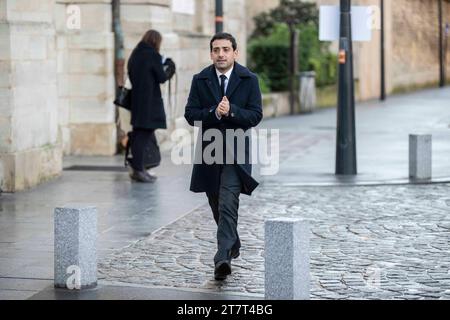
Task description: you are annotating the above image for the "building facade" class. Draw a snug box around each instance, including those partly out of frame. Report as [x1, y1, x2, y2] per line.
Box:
[316, 0, 450, 100]
[1, 0, 449, 192]
[0, 0, 248, 192]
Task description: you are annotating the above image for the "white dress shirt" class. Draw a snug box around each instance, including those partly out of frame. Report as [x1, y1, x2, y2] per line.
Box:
[216, 66, 233, 95]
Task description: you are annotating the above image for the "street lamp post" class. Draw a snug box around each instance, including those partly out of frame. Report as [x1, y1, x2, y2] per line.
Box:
[445, 23, 449, 85]
[112, 0, 126, 150]
[112, 0, 124, 89]
[287, 20, 299, 115]
[380, 0, 386, 100]
[215, 0, 223, 33]
[439, 0, 445, 87]
[335, 0, 357, 175]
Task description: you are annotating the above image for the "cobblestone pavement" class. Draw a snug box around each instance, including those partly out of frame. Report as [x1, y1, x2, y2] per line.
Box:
[99, 182, 450, 300]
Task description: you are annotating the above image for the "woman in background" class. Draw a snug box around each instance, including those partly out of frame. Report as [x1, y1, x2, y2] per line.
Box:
[127, 29, 176, 182]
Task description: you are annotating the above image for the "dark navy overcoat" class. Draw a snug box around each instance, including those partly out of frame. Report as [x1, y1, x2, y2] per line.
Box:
[184, 62, 263, 196]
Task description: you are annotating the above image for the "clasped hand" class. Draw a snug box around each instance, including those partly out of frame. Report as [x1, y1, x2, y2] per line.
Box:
[217, 96, 230, 116]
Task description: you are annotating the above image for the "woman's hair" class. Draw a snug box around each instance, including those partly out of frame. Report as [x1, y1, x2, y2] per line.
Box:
[141, 30, 162, 52]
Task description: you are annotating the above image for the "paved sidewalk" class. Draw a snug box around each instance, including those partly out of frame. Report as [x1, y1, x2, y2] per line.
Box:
[0, 153, 207, 299]
[99, 182, 450, 300]
[1, 87, 449, 300]
[257, 87, 450, 185]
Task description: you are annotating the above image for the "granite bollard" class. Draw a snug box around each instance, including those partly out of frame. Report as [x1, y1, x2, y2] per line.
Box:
[299, 71, 316, 113]
[409, 134, 432, 180]
[265, 218, 310, 300]
[54, 205, 97, 289]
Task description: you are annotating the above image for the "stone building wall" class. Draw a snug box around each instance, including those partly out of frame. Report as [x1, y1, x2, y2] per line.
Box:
[0, 0, 61, 192]
[390, 0, 450, 92]
[355, 0, 450, 98]
[118, 0, 248, 151]
[54, 0, 249, 156]
[311, 0, 450, 100]
[55, 0, 116, 156]
[0, 0, 249, 192]
[245, 0, 279, 37]
[2, 0, 449, 192]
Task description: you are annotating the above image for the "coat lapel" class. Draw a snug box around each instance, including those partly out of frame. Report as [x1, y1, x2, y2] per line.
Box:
[225, 68, 242, 99]
[198, 63, 251, 101]
[205, 66, 221, 102]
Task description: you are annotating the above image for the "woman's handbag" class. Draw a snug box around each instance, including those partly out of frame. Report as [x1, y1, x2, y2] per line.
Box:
[114, 78, 132, 111]
[125, 130, 161, 170]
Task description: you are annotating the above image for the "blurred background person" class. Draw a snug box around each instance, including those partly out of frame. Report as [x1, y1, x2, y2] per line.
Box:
[127, 29, 176, 182]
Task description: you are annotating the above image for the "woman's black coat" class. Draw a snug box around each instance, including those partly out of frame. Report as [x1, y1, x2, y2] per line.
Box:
[128, 41, 168, 129]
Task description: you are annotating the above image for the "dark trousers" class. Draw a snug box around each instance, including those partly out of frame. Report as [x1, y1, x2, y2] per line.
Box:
[207, 165, 242, 264]
[130, 128, 155, 171]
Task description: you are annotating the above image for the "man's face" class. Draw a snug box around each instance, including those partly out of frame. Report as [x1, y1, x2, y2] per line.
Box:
[210, 39, 238, 73]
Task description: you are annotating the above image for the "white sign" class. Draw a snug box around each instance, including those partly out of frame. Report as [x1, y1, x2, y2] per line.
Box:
[319, 6, 340, 42]
[172, 0, 195, 15]
[319, 5, 373, 42]
[352, 6, 373, 41]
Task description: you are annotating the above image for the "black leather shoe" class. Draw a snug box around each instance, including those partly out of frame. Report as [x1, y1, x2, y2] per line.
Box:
[214, 260, 231, 281]
[130, 169, 156, 183]
[146, 171, 158, 180]
[230, 248, 240, 259]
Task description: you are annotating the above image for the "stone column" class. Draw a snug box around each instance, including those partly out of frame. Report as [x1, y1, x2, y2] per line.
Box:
[55, 0, 116, 155]
[0, 0, 62, 192]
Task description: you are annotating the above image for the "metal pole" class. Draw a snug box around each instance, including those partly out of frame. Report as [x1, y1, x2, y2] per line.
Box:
[445, 23, 449, 84]
[289, 24, 299, 115]
[215, 0, 223, 33]
[112, 0, 125, 89]
[336, 0, 357, 175]
[112, 0, 125, 151]
[439, 0, 445, 87]
[380, 0, 386, 100]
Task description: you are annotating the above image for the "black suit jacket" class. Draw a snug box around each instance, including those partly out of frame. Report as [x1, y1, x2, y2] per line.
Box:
[184, 62, 263, 196]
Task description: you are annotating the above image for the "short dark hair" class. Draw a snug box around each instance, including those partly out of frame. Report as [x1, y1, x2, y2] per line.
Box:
[209, 32, 237, 52]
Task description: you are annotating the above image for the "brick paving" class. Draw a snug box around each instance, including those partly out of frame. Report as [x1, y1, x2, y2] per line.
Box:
[99, 182, 450, 300]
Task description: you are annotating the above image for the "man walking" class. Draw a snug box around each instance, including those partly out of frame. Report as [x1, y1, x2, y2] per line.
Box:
[184, 33, 263, 280]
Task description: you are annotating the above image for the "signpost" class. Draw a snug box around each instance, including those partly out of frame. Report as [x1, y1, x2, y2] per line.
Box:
[319, 1, 373, 175]
[439, 0, 444, 87]
[380, 0, 386, 100]
[335, 0, 356, 175]
[215, 0, 223, 33]
[445, 23, 449, 86]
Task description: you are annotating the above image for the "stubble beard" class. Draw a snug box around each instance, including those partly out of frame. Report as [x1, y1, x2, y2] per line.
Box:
[215, 60, 234, 73]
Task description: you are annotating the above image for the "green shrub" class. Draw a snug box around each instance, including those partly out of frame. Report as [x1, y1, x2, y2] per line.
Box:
[257, 72, 271, 94]
[301, 23, 337, 87]
[248, 24, 290, 92]
[248, 23, 337, 92]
